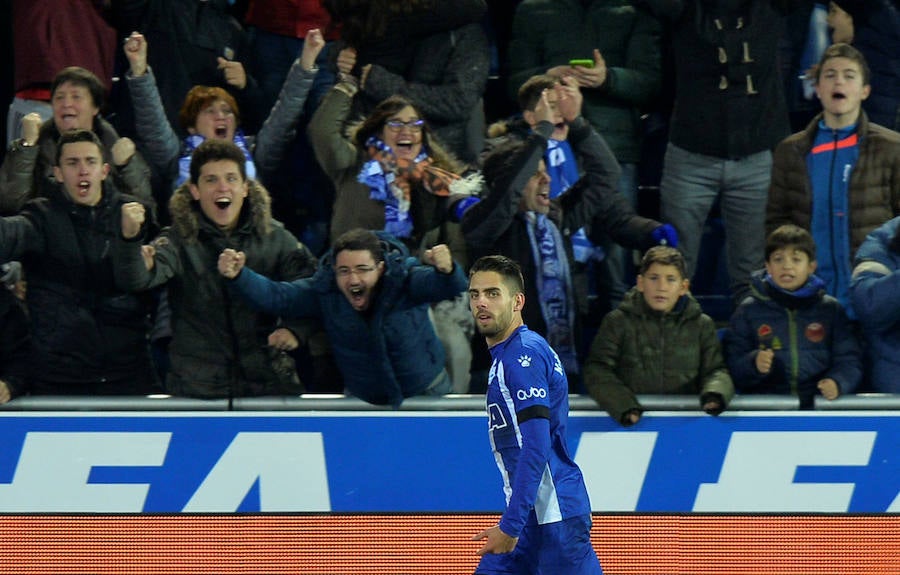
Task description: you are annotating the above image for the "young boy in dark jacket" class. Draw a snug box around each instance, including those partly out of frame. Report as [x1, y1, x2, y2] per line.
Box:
[724, 225, 863, 408]
[584, 246, 733, 426]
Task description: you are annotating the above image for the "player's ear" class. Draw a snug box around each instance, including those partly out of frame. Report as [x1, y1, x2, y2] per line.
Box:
[513, 292, 525, 312]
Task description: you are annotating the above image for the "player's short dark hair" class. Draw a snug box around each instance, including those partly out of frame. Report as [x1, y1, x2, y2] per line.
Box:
[639, 246, 687, 278]
[332, 228, 385, 263]
[517, 74, 558, 112]
[469, 255, 525, 294]
[55, 129, 104, 166]
[766, 224, 817, 261]
[189, 139, 247, 184]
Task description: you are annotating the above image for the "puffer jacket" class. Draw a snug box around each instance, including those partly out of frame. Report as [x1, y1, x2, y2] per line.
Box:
[229, 233, 468, 407]
[0, 183, 156, 391]
[724, 270, 862, 405]
[850, 216, 900, 392]
[0, 116, 153, 216]
[584, 287, 734, 424]
[113, 179, 317, 398]
[767, 110, 900, 259]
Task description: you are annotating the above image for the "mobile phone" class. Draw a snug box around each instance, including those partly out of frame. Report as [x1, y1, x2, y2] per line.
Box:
[569, 59, 594, 68]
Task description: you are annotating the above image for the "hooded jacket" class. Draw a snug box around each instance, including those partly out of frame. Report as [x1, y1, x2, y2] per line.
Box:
[724, 270, 862, 405]
[229, 233, 468, 407]
[114, 179, 316, 398]
[584, 287, 734, 424]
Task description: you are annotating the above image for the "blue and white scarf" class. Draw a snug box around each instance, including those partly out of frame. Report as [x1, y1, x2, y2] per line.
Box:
[177, 130, 256, 188]
[358, 135, 430, 239]
[525, 212, 578, 374]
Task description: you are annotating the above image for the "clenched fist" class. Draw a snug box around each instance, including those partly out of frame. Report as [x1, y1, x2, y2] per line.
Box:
[423, 244, 453, 273]
[218, 248, 246, 279]
[121, 202, 146, 239]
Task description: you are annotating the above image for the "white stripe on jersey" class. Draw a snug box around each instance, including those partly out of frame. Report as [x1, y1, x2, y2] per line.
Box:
[488, 359, 521, 504]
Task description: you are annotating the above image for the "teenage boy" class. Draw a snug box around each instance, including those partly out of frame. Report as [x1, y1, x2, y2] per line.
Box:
[467, 254, 602, 575]
[583, 246, 733, 427]
[0, 129, 157, 395]
[725, 225, 862, 408]
[116, 139, 319, 399]
[767, 43, 900, 317]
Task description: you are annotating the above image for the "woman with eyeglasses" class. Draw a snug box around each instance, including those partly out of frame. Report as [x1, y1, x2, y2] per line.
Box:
[123, 28, 326, 195]
[308, 62, 483, 251]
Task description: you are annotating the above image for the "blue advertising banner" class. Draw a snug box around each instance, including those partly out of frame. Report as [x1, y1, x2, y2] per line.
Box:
[0, 411, 896, 513]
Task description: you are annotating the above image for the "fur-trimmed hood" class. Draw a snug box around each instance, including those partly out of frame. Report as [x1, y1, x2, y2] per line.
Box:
[168, 178, 274, 241]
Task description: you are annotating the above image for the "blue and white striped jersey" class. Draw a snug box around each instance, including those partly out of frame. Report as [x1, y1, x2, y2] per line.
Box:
[485, 325, 593, 537]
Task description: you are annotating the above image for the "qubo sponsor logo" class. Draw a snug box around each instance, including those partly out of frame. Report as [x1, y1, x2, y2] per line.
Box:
[517, 387, 547, 401]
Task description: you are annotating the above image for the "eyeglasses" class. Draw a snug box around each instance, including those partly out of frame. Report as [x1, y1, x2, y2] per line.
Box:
[335, 265, 378, 278]
[384, 119, 425, 132]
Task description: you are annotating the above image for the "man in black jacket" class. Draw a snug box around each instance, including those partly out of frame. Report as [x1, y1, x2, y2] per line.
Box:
[0, 129, 158, 395]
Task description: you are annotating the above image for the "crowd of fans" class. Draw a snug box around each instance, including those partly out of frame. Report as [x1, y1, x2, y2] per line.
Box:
[0, 0, 898, 414]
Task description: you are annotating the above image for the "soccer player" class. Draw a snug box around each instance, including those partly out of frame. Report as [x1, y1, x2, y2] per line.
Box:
[467, 255, 602, 575]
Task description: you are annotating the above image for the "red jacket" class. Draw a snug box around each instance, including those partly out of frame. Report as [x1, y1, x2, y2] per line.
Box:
[13, 0, 116, 94]
[244, 0, 337, 40]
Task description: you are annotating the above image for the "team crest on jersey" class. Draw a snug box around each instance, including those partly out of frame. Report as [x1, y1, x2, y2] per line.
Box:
[518, 355, 532, 368]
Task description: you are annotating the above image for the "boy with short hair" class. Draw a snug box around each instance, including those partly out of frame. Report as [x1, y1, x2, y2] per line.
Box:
[724, 225, 862, 408]
[767, 43, 900, 317]
[115, 138, 319, 399]
[583, 246, 733, 427]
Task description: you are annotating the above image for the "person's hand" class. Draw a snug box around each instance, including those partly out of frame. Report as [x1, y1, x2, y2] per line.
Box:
[21, 113, 42, 146]
[622, 409, 641, 426]
[299, 28, 324, 72]
[121, 202, 146, 239]
[533, 89, 555, 126]
[218, 248, 246, 279]
[268, 328, 299, 352]
[569, 48, 607, 88]
[336, 47, 357, 76]
[111, 137, 136, 166]
[555, 75, 582, 123]
[701, 393, 725, 416]
[0, 380, 10, 404]
[140, 244, 156, 271]
[472, 525, 518, 555]
[123, 31, 148, 77]
[423, 244, 453, 274]
[651, 224, 679, 247]
[756, 348, 774, 374]
[818, 378, 840, 400]
[217, 57, 247, 90]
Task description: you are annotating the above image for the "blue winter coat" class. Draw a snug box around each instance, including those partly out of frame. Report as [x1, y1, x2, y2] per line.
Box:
[229, 234, 467, 406]
[724, 271, 863, 406]
[849, 216, 900, 392]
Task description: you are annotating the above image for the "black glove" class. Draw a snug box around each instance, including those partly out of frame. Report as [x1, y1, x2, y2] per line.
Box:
[700, 392, 726, 416]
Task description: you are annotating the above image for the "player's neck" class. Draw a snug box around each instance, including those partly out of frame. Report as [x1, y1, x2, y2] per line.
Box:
[485, 318, 524, 347]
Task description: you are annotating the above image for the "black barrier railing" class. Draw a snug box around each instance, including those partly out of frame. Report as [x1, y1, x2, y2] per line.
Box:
[1, 393, 898, 412]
